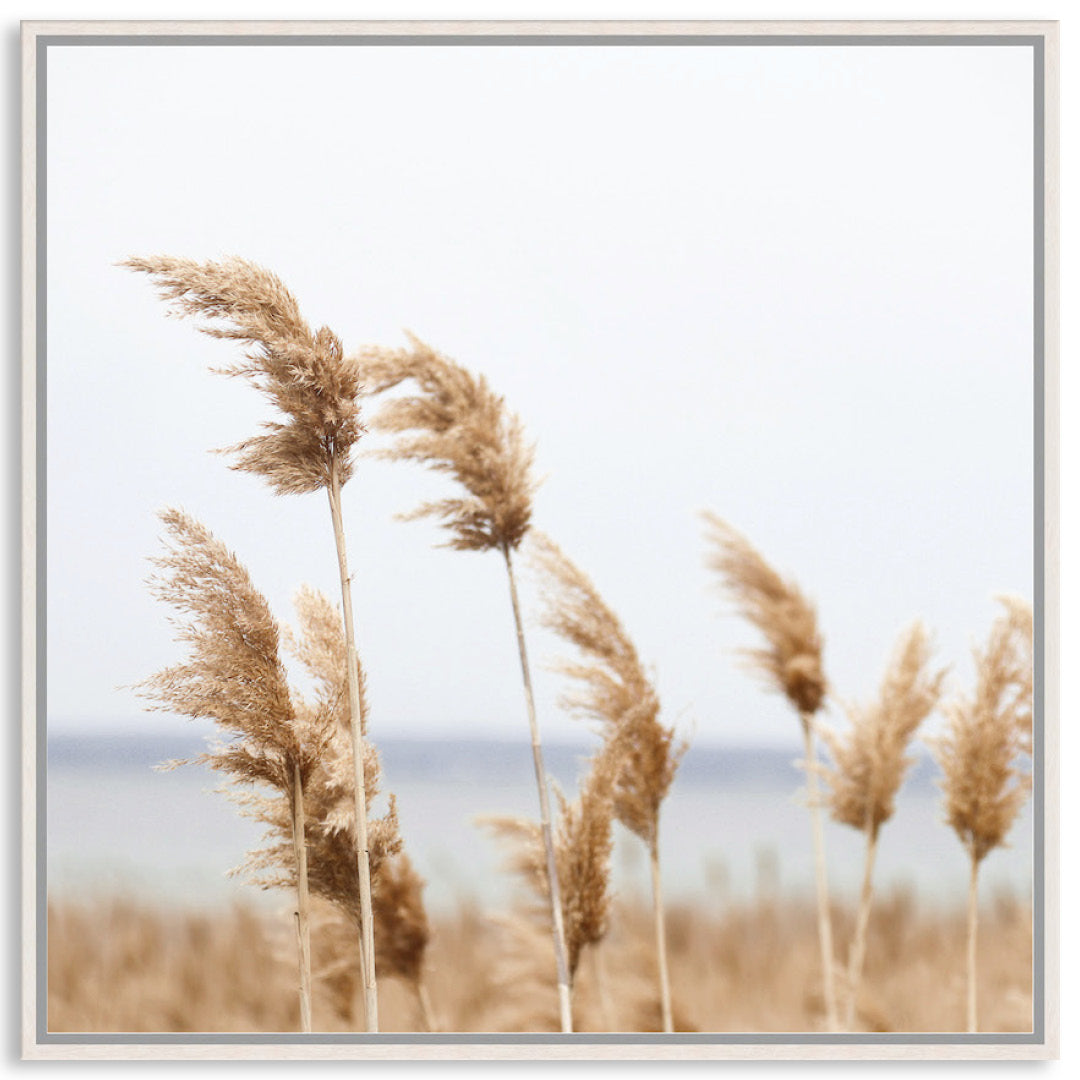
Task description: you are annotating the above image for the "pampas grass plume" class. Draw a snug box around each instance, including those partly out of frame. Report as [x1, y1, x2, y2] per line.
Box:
[822, 620, 946, 1028]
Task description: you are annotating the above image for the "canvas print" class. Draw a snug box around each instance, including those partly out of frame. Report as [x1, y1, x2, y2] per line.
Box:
[33, 25, 1049, 1051]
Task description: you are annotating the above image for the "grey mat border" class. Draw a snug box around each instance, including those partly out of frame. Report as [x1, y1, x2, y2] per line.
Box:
[31, 29, 1049, 1051]
[36, 33, 1042, 47]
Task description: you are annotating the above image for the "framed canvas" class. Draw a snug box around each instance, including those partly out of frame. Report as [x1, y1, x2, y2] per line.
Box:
[22, 19, 1059, 1061]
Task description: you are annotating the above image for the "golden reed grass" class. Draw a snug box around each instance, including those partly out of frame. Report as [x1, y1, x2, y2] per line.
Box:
[485, 738, 620, 987]
[701, 512, 838, 1030]
[931, 598, 1033, 1033]
[529, 531, 685, 1031]
[137, 509, 333, 1030]
[47, 891, 1033, 1033]
[356, 336, 574, 1031]
[125, 256, 381, 1029]
[143, 557, 431, 1032]
[284, 587, 432, 1027]
[821, 621, 946, 1029]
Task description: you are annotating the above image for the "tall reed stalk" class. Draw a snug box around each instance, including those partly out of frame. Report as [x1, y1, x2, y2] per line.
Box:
[125, 256, 380, 1029]
[530, 532, 684, 1032]
[357, 336, 572, 1030]
[291, 759, 313, 1031]
[326, 457, 378, 1026]
[702, 513, 838, 1031]
[820, 621, 945, 1029]
[799, 714, 836, 1030]
[931, 598, 1032, 1033]
[138, 509, 333, 1032]
[282, 586, 433, 1022]
[503, 540, 574, 1029]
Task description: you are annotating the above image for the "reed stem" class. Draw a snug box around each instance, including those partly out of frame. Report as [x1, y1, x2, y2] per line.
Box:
[327, 460, 378, 1033]
[502, 542, 573, 1033]
[650, 837, 674, 1033]
[290, 761, 313, 1033]
[967, 849, 980, 1033]
[844, 820, 879, 1030]
[417, 980, 436, 1032]
[802, 714, 839, 1032]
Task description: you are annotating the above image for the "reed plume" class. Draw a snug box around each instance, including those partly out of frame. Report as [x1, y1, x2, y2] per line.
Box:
[122, 256, 362, 494]
[931, 598, 1033, 1033]
[485, 739, 619, 989]
[996, 595, 1033, 757]
[137, 508, 329, 1031]
[372, 852, 434, 1030]
[358, 336, 572, 1030]
[124, 255, 380, 1029]
[290, 587, 433, 1021]
[358, 333, 536, 552]
[821, 621, 946, 1029]
[307, 854, 433, 1032]
[529, 531, 684, 1031]
[702, 512, 838, 1030]
[238, 585, 424, 1027]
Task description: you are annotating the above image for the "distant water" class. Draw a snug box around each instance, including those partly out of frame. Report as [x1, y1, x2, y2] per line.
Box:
[46, 732, 1034, 915]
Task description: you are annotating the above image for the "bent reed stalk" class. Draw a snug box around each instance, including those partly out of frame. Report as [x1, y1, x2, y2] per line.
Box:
[702, 512, 838, 1031]
[124, 256, 380, 1030]
[821, 621, 945, 1029]
[357, 336, 573, 1031]
[503, 539, 575, 1029]
[326, 455, 378, 1025]
[529, 532, 684, 1032]
[931, 598, 1032, 1033]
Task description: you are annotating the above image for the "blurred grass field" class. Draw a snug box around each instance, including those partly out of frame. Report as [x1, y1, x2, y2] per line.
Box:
[47, 888, 1032, 1034]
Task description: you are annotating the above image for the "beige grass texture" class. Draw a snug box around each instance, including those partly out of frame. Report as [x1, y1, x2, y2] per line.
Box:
[46, 892, 1032, 1034]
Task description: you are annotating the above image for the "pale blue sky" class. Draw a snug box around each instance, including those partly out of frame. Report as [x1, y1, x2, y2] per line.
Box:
[45, 41, 1034, 748]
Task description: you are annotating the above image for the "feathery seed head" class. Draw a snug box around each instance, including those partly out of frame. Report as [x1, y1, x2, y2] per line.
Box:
[485, 739, 620, 978]
[372, 852, 431, 986]
[284, 584, 370, 737]
[822, 621, 946, 836]
[123, 255, 363, 495]
[702, 512, 827, 719]
[931, 600, 1033, 864]
[996, 594, 1033, 756]
[138, 509, 325, 790]
[529, 532, 684, 848]
[234, 586, 401, 927]
[357, 334, 538, 552]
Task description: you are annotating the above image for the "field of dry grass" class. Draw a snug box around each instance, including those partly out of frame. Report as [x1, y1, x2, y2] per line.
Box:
[96, 255, 1034, 1041]
[47, 889, 1032, 1035]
